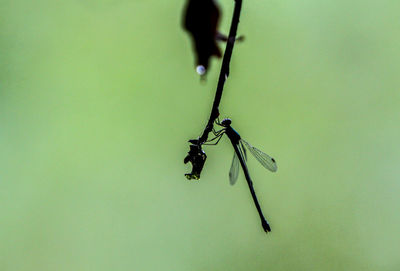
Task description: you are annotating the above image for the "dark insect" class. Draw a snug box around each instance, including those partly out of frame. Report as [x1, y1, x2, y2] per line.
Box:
[206, 118, 278, 233]
[183, 0, 225, 76]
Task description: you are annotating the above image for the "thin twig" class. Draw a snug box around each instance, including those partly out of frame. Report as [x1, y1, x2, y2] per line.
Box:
[197, 0, 243, 144]
[185, 0, 243, 179]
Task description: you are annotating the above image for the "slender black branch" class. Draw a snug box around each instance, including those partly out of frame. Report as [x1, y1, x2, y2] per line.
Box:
[198, 0, 243, 144]
[185, 0, 243, 179]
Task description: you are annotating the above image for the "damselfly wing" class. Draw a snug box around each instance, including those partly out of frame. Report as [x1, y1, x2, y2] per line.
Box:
[229, 138, 277, 185]
[241, 139, 277, 172]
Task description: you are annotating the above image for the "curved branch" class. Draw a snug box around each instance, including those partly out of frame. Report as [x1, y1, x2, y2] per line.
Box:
[198, 0, 243, 144]
[185, 0, 243, 179]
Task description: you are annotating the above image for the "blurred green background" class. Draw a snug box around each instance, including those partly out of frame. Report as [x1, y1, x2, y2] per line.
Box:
[1, 0, 400, 270]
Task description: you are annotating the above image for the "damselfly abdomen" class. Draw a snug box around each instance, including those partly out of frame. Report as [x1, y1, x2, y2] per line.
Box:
[207, 118, 277, 233]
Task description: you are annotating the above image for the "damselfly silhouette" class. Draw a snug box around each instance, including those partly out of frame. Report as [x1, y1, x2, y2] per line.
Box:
[206, 118, 277, 233]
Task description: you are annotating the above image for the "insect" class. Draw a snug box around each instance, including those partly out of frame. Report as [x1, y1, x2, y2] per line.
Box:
[206, 118, 277, 233]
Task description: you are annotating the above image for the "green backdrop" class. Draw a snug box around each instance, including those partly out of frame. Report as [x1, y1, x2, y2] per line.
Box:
[1, 0, 400, 270]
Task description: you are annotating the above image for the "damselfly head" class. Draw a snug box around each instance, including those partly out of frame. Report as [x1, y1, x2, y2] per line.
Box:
[221, 118, 232, 127]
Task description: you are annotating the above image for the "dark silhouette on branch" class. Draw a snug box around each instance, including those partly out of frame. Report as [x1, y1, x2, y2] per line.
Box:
[183, 0, 233, 76]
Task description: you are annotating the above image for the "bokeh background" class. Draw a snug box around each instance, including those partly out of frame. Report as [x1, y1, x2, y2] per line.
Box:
[1, 0, 400, 270]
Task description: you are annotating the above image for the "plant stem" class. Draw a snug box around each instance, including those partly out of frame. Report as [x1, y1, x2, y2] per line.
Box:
[185, 0, 243, 179]
[198, 0, 243, 144]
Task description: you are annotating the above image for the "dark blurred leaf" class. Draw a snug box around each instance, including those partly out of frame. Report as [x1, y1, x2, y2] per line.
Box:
[183, 0, 223, 76]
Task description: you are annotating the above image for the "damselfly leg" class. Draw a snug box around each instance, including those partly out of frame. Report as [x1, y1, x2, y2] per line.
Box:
[204, 122, 226, 146]
[204, 131, 225, 145]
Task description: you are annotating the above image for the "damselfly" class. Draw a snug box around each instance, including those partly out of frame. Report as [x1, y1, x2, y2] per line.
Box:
[206, 118, 277, 233]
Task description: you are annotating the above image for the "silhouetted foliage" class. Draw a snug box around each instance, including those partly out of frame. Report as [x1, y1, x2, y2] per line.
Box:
[184, 143, 207, 180]
[183, 0, 223, 75]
